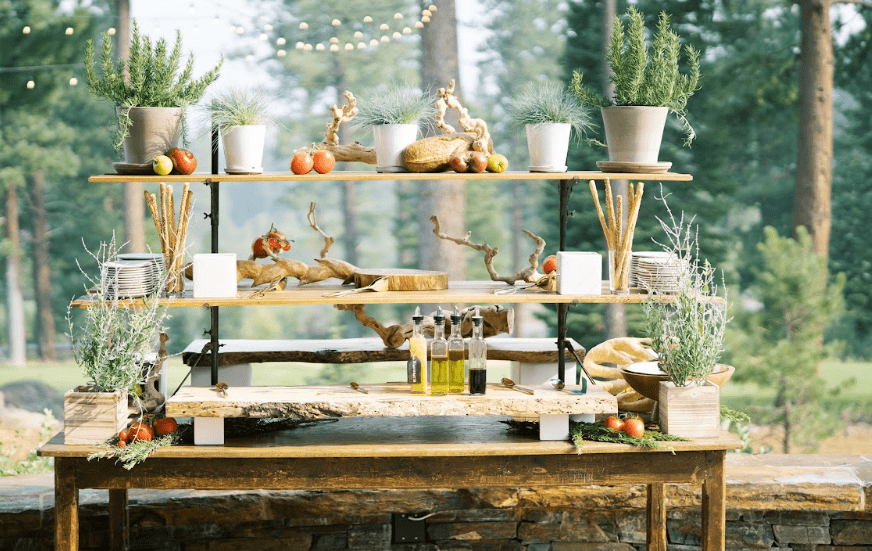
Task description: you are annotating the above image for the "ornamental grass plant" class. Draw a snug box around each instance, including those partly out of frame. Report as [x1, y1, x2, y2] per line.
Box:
[506, 82, 592, 142]
[570, 7, 700, 145]
[66, 237, 171, 394]
[354, 83, 434, 129]
[642, 190, 729, 386]
[205, 88, 275, 133]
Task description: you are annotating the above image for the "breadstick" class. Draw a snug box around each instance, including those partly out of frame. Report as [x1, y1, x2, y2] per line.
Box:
[144, 191, 165, 254]
[173, 189, 194, 292]
[619, 183, 645, 285]
[589, 180, 612, 249]
[167, 185, 176, 254]
[604, 179, 617, 251]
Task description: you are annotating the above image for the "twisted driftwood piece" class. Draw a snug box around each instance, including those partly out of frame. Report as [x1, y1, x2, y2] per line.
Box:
[185, 203, 360, 291]
[434, 79, 492, 154]
[297, 91, 377, 164]
[336, 304, 514, 348]
[430, 215, 554, 290]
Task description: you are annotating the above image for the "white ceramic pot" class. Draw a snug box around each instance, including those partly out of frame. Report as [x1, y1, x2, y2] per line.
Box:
[117, 106, 182, 165]
[222, 124, 266, 174]
[525, 122, 571, 172]
[601, 106, 669, 164]
[373, 124, 418, 173]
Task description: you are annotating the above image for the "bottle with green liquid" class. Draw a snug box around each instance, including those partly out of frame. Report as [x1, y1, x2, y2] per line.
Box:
[448, 306, 465, 394]
[430, 307, 449, 396]
[408, 307, 427, 394]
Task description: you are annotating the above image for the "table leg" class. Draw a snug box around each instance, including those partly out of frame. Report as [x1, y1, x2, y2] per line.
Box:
[55, 458, 79, 551]
[702, 450, 727, 551]
[109, 489, 129, 551]
[646, 482, 667, 551]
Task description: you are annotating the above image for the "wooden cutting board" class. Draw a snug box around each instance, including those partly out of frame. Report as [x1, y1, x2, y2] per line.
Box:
[354, 269, 448, 291]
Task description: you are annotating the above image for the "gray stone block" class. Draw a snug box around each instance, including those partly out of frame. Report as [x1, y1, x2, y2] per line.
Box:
[830, 519, 872, 545]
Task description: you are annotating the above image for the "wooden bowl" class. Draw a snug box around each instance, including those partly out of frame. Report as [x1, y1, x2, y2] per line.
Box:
[619, 362, 735, 401]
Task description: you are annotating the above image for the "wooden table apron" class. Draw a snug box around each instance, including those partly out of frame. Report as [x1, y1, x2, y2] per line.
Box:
[47, 439, 730, 551]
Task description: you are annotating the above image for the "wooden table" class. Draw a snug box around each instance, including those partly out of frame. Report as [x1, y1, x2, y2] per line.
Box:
[39, 416, 742, 551]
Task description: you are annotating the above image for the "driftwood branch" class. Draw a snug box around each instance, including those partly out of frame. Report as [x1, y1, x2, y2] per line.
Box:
[297, 91, 377, 164]
[430, 215, 548, 286]
[335, 304, 514, 348]
[434, 79, 492, 153]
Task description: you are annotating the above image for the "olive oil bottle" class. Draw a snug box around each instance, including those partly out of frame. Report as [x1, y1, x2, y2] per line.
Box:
[448, 306, 465, 394]
[430, 307, 448, 396]
[409, 307, 427, 394]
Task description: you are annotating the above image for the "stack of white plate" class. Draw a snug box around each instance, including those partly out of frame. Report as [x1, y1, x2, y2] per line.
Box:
[630, 252, 685, 293]
[103, 254, 164, 299]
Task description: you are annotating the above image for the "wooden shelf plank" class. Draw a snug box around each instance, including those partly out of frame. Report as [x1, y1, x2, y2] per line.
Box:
[39, 417, 743, 459]
[70, 280, 670, 308]
[164, 382, 616, 419]
[88, 170, 692, 184]
[181, 337, 583, 366]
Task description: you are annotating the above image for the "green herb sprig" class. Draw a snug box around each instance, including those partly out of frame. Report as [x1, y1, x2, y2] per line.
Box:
[88, 433, 180, 470]
[571, 421, 689, 451]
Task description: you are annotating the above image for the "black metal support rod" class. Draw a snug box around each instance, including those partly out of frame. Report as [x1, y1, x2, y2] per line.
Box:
[557, 178, 575, 384]
[209, 124, 220, 386]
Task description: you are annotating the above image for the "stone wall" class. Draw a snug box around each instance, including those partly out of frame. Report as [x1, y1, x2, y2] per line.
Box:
[2, 454, 869, 551]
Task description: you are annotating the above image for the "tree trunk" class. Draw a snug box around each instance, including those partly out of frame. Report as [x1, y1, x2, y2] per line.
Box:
[29, 170, 57, 361]
[117, 0, 146, 253]
[601, 0, 627, 339]
[419, 0, 466, 281]
[5, 185, 26, 365]
[793, 0, 833, 258]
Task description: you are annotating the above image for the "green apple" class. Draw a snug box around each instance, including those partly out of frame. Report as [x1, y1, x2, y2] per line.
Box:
[153, 155, 173, 176]
[486, 154, 509, 173]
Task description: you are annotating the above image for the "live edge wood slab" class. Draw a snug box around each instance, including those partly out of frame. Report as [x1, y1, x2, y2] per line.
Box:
[39, 417, 741, 551]
[164, 382, 616, 419]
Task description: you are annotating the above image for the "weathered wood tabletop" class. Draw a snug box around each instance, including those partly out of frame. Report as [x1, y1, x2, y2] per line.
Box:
[40, 417, 742, 551]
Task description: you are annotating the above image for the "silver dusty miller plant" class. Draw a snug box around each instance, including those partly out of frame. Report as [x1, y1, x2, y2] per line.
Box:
[66, 236, 171, 394]
[642, 189, 729, 386]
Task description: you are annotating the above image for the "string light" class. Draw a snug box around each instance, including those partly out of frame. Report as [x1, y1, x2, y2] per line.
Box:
[422, 16, 430, 22]
[264, 24, 273, 31]
[357, 42, 366, 49]
[235, 27, 244, 35]
[380, 23, 389, 30]
[260, 33, 268, 41]
[422, 9, 432, 17]
[392, 31, 401, 39]
[69, 77, 77, 86]
[381, 35, 390, 43]
[27, 79, 35, 89]
[245, 54, 254, 62]
[295, 41, 304, 49]
[277, 49, 286, 57]
[331, 19, 341, 26]
[316, 43, 325, 50]
[363, 16, 373, 23]
[344, 43, 353, 51]
[22, 26, 31, 34]
[303, 43, 313, 51]
[415, 21, 424, 28]
[354, 31, 363, 38]
[299, 22, 308, 30]
[65, 27, 74, 35]
[330, 44, 339, 52]
[369, 38, 378, 47]
[330, 37, 339, 44]
[394, 13, 402, 20]
[276, 37, 286, 45]
[429, 5, 437, 10]
[403, 27, 411, 34]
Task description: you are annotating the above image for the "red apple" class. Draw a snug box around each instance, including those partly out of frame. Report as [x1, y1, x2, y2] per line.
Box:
[449, 152, 470, 173]
[166, 148, 197, 175]
[468, 151, 488, 173]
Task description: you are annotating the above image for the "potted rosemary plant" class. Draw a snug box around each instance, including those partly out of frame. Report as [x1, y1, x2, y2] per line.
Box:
[570, 7, 700, 168]
[64, 238, 171, 444]
[205, 88, 275, 174]
[355, 83, 433, 172]
[639, 195, 729, 438]
[84, 20, 222, 170]
[507, 82, 591, 172]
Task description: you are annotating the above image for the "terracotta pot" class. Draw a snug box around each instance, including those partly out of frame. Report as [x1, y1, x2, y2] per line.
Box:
[601, 106, 668, 164]
[117, 106, 182, 164]
[619, 362, 735, 402]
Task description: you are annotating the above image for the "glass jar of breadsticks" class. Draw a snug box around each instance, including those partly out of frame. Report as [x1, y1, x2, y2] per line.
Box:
[588, 179, 643, 295]
[144, 183, 193, 296]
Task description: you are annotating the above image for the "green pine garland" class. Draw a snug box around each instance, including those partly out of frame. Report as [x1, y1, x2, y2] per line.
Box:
[571, 421, 690, 451]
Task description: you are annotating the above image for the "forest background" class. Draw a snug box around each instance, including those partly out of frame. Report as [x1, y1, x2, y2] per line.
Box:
[1, 0, 871, 459]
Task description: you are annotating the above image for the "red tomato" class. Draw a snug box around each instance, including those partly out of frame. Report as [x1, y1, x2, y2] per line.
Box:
[117, 430, 128, 443]
[290, 151, 314, 174]
[542, 255, 557, 274]
[604, 415, 624, 431]
[117, 440, 126, 448]
[312, 150, 336, 174]
[622, 417, 645, 438]
[128, 422, 154, 442]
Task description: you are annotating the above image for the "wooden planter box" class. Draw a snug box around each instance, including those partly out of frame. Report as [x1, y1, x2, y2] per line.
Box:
[63, 386, 128, 444]
[658, 380, 720, 439]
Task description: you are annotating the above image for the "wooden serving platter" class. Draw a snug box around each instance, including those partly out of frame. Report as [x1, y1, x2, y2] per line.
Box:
[353, 268, 448, 290]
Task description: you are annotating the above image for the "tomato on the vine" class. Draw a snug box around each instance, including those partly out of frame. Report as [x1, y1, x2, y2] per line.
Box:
[621, 417, 645, 438]
[604, 415, 624, 431]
